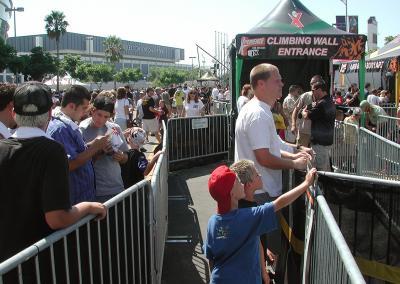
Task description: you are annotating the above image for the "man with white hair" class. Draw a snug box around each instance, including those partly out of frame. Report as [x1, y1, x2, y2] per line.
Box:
[0, 84, 17, 139]
[0, 82, 107, 266]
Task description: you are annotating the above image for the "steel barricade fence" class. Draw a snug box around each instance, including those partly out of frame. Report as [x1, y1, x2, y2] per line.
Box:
[303, 183, 365, 284]
[150, 121, 168, 284]
[377, 115, 400, 144]
[358, 127, 400, 180]
[317, 172, 400, 283]
[381, 103, 397, 117]
[167, 115, 230, 166]
[210, 100, 231, 115]
[331, 121, 359, 174]
[0, 180, 153, 284]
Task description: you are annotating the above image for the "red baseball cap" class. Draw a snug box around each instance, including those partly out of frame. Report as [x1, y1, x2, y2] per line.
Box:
[208, 165, 237, 214]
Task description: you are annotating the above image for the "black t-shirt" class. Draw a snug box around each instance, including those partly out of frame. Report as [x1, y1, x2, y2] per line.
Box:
[308, 95, 336, 146]
[120, 149, 148, 188]
[126, 91, 133, 100]
[141, 96, 156, 119]
[238, 199, 257, 208]
[199, 92, 210, 104]
[168, 88, 176, 99]
[0, 137, 70, 261]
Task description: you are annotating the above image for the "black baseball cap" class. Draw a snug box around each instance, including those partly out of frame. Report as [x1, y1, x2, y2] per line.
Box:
[14, 82, 53, 116]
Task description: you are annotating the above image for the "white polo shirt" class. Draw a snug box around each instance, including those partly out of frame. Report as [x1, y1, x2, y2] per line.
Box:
[234, 98, 283, 197]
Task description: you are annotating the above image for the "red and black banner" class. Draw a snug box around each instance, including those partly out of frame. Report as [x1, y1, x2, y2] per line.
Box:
[236, 34, 366, 60]
[339, 57, 398, 73]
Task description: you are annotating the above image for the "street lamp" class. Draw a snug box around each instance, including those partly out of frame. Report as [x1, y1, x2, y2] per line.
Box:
[86, 36, 94, 63]
[189, 56, 196, 81]
[5, 6, 24, 51]
[339, 0, 348, 32]
[189, 56, 196, 70]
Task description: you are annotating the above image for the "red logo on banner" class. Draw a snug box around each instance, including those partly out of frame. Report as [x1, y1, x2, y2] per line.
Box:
[288, 11, 304, 28]
[239, 37, 266, 56]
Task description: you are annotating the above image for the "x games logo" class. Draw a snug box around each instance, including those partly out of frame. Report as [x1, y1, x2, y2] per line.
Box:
[288, 11, 304, 28]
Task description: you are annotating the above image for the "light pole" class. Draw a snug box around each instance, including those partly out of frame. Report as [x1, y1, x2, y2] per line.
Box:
[189, 56, 196, 81]
[339, 0, 348, 32]
[5, 6, 24, 51]
[86, 36, 94, 63]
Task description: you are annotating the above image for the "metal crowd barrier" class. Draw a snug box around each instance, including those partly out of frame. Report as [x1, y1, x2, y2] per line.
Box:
[150, 121, 168, 284]
[303, 184, 365, 284]
[331, 121, 400, 180]
[167, 115, 230, 167]
[331, 121, 359, 174]
[210, 100, 231, 115]
[377, 115, 400, 144]
[317, 172, 400, 283]
[0, 180, 153, 284]
[358, 127, 400, 180]
[0, 123, 169, 284]
[381, 103, 397, 117]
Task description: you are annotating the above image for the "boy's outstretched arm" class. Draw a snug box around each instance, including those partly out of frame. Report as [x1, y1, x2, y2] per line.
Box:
[273, 168, 316, 212]
[144, 150, 163, 176]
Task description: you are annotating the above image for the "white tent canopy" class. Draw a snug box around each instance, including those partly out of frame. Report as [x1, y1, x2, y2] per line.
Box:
[44, 73, 89, 89]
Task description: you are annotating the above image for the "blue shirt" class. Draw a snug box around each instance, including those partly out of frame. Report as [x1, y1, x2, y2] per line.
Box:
[204, 203, 277, 284]
[47, 115, 96, 205]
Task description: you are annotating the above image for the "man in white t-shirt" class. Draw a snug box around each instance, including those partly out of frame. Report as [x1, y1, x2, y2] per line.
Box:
[235, 64, 309, 200]
[211, 84, 220, 101]
[182, 83, 190, 99]
[367, 89, 380, 106]
[0, 84, 17, 139]
[234, 63, 310, 272]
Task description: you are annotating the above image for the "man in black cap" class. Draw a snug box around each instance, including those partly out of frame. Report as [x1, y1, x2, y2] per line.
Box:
[0, 82, 107, 266]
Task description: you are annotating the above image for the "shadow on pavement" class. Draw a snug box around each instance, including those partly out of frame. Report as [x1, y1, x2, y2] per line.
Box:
[162, 163, 232, 284]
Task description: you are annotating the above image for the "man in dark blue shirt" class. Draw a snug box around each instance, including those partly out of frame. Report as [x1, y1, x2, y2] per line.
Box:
[47, 85, 110, 205]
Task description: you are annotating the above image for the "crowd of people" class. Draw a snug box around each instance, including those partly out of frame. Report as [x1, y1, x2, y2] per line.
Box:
[0, 65, 398, 283]
[0, 82, 163, 269]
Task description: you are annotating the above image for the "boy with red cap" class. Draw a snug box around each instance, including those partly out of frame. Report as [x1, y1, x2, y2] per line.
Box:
[204, 164, 316, 284]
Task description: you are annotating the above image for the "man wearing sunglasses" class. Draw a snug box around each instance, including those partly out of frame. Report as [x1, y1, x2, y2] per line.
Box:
[301, 80, 336, 171]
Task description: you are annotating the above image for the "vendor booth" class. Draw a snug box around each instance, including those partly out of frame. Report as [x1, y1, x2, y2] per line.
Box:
[338, 35, 400, 105]
[229, 0, 367, 113]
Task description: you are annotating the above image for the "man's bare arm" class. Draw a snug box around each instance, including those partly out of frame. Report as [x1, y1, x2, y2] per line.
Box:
[45, 202, 107, 230]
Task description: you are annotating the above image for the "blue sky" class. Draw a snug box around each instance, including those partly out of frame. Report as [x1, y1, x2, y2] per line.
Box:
[6, 0, 399, 64]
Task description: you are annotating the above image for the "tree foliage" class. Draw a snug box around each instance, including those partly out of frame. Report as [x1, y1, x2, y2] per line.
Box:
[45, 10, 68, 91]
[24, 47, 57, 81]
[44, 10, 68, 42]
[0, 38, 16, 71]
[384, 35, 396, 45]
[149, 67, 190, 87]
[114, 68, 143, 83]
[75, 63, 91, 82]
[60, 54, 84, 78]
[8, 55, 29, 76]
[104, 35, 123, 64]
[86, 64, 114, 89]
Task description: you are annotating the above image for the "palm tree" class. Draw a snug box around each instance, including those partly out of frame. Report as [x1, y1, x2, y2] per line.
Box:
[44, 10, 68, 93]
[104, 35, 123, 88]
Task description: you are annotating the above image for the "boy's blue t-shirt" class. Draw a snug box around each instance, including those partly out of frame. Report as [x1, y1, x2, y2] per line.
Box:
[203, 202, 277, 284]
